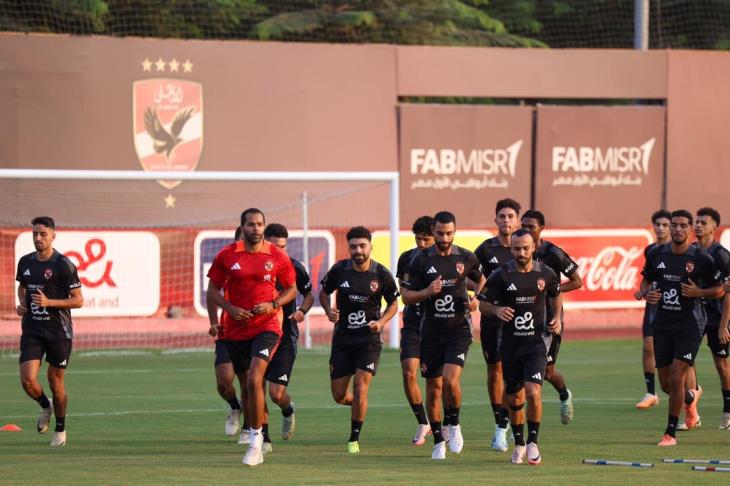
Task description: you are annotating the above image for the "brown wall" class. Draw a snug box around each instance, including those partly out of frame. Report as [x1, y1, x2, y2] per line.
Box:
[534, 106, 666, 227]
[666, 50, 730, 216]
[399, 104, 532, 227]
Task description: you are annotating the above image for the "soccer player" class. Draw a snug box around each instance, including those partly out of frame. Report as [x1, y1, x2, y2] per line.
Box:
[401, 211, 485, 460]
[634, 210, 671, 409]
[521, 209, 581, 425]
[474, 198, 521, 452]
[692, 207, 730, 428]
[207, 226, 246, 440]
[319, 226, 399, 454]
[206, 208, 296, 467]
[264, 223, 314, 443]
[396, 216, 435, 446]
[16, 216, 84, 447]
[479, 228, 561, 465]
[640, 209, 720, 446]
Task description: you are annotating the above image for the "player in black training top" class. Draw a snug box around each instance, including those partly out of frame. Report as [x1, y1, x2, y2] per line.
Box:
[16, 216, 83, 447]
[396, 216, 435, 446]
[263, 223, 314, 446]
[640, 209, 721, 446]
[520, 209, 582, 425]
[319, 226, 398, 454]
[479, 228, 561, 465]
[474, 198, 521, 453]
[634, 210, 671, 410]
[691, 207, 730, 429]
[401, 211, 485, 460]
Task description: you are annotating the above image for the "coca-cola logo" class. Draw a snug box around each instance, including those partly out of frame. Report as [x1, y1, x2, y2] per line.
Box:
[573, 246, 644, 292]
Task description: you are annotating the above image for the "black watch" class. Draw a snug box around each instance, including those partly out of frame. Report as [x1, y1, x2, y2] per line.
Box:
[272, 300, 280, 309]
[298, 307, 309, 315]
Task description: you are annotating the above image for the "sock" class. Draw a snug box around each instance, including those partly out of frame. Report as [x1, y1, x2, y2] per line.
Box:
[55, 416, 65, 433]
[349, 420, 363, 442]
[243, 417, 250, 431]
[443, 409, 451, 427]
[431, 421, 444, 444]
[491, 403, 501, 426]
[557, 386, 570, 402]
[684, 389, 695, 406]
[282, 404, 294, 417]
[410, 403, 429, 425]
[723, 389, 730, 413]
[511, 423, 525, 446]
[262, 423, 271, 443]
[36, 392, 51, 409]
[227, 397, 241, 410]
[665, 415, 679, 437]
[527, 421, 540, 444]
[644, 372, 656, 395]
[445, 407, 460, 426]
[498, 408, 510, 429]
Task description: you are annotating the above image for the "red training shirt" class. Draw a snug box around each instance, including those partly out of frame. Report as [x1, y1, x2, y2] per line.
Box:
[208, 240, 295, 340]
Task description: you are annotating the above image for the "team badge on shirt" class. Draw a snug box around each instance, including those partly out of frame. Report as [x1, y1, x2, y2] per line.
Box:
[456, 262, 464, 275]
[370, 280, 379, 292]
[537, 278, 545, 291]
[264, 261, 274, 271]
[685, 261, 694, 273]
[44, 268, 53, 280]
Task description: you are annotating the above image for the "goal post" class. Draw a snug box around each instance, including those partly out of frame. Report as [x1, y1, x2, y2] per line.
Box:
[0, 169, 402, 350]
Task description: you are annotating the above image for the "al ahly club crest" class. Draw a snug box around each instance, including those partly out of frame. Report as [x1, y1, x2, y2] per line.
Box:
[133, 58, 203, 207]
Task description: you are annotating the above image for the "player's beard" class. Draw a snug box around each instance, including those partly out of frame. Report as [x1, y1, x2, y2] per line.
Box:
[435, 239, 452, 252]
[671, 233, 688, 245]
[351, 252, 369, 264]
[515, 255, 529, 267]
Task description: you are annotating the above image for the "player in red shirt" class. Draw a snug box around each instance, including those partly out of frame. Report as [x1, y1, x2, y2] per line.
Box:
[206, 208, 296, 467]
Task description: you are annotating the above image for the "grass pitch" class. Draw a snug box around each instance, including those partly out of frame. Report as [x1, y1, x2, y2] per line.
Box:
[2, 339, 730, 484]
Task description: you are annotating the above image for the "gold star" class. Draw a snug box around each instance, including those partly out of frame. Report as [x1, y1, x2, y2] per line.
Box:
[164, 193, 176, 208]
[142, 58, 152, 71]
[155, 58, 166, 72]
[182, 60, 193, 73]
[169, 59, 180, 72]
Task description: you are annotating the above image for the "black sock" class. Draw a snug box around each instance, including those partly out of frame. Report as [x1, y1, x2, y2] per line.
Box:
[445, 407, 460, 426]
[36, 392, 51, 409]
[684, 389, 695, 406]
[349, 420, 363, 442]
[262, 423, 271, 443]
[491, 403, 501, 426]
[644, 372, 656, 395]
[282, 404, 294, 417]
[410, 403, 429, 425]
[431, 421, 444, 444]
[527, 421, 540, 444]
[665, 415, 679, 437]
[227, 397, 240, 410]
[55, 417, 65, 433]
[511, 423, 525, 446]
[557, 386, 570, 402]
[243, 417, 249, 430]
[443, 409, 451, 427]
[498, 408, 510, 429]
[723, 389, 730, 413]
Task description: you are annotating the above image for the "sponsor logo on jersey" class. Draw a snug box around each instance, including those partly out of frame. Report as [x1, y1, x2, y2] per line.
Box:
[23, 269, 30, 276]
[685, 261, 695, 273]
[657, 262, 666, 269]
[427, 266, 438, 274]
[537, 278, 545, 291]
[230, 262, 241, 270]
[264, 261, 273, 271]
[456, 262, 464, 275]
[44, 268, 53, 280]
[489, 256, 499, 264]
[507, 283, 517, 291]
[348, 310, 368, 327]
[435, 295, 455, 313]
[514, 312, 535, 331]
[370, 280, 379, 292]
[531, 372, 542, 380]
[340, 281, 350, 288]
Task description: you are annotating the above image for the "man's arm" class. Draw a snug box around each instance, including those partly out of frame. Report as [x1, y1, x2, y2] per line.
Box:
[560, 272, 582, 293]
[401, 276, 442, 305]
[478, 300, 514, 322]
[719, 292, 730, 345]
[639, 277, 661, 304]
[369, 300, 398, 334]
[32, 287, 83, 309]
[16, 284, 27, 316]
[289, 291, 314, 323]
[547, 294, 563, 333]
[319, 288, 339, 323]
[206, 281, 252, 321]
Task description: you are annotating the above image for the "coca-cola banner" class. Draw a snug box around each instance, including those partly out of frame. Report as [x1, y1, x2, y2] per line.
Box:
[399, 104, 533, 228]
[535, 106, 666, 227]
[541, 229, 653, 310]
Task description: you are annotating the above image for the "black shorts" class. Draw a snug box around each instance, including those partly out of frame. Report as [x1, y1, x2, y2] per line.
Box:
[546, 333, 562, 366]
[266, 334, 297, 385]
[420, 325, 472, 379]
[214, 339, 232, 367]
[480, 320, 502, 365]
[400, 326, 421, 362]
[329, 333, 382, 379]
[224, 332, 281, 374]
[502, 339, 550, 395]
[19, 334, 72, 369]
[642, 303, 657, 338]
[654, 324, 702, 368]
[705, 324, 730, 358]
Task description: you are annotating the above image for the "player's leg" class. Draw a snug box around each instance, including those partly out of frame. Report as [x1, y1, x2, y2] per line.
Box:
[329, 339, 354, 405]
[637, 336, 660, 408]
[482, 322, 509, 451]
[215, 341, 242, 436]
[442, 329, 470, 454]
[400, 327, 430, 445]
[236, 370, 251, 445]
[45, 337, 71, 446]
[260, 380, 272, 454]
[267, 336, 297, 440]
[505, 383, 527, 465]
[706, 328, 730, 428]
[347, 369, 373, 453]
[524, 349, 547, 465]
[654, 327, 680, 445]
[421, 333, 447, 459]
[682, 365, 702, 429]
[19, 335, 54, 436]
[544, 334, 573, 424]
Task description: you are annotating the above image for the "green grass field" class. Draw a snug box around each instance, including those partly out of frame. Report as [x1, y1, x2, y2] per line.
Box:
[2, 339, 730, 484]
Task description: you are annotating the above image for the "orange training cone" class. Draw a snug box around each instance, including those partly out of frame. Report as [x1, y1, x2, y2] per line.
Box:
[0, 424, 22, 431]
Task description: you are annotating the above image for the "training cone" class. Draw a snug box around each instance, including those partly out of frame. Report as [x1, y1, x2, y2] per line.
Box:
[0, 424, 22, 431]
